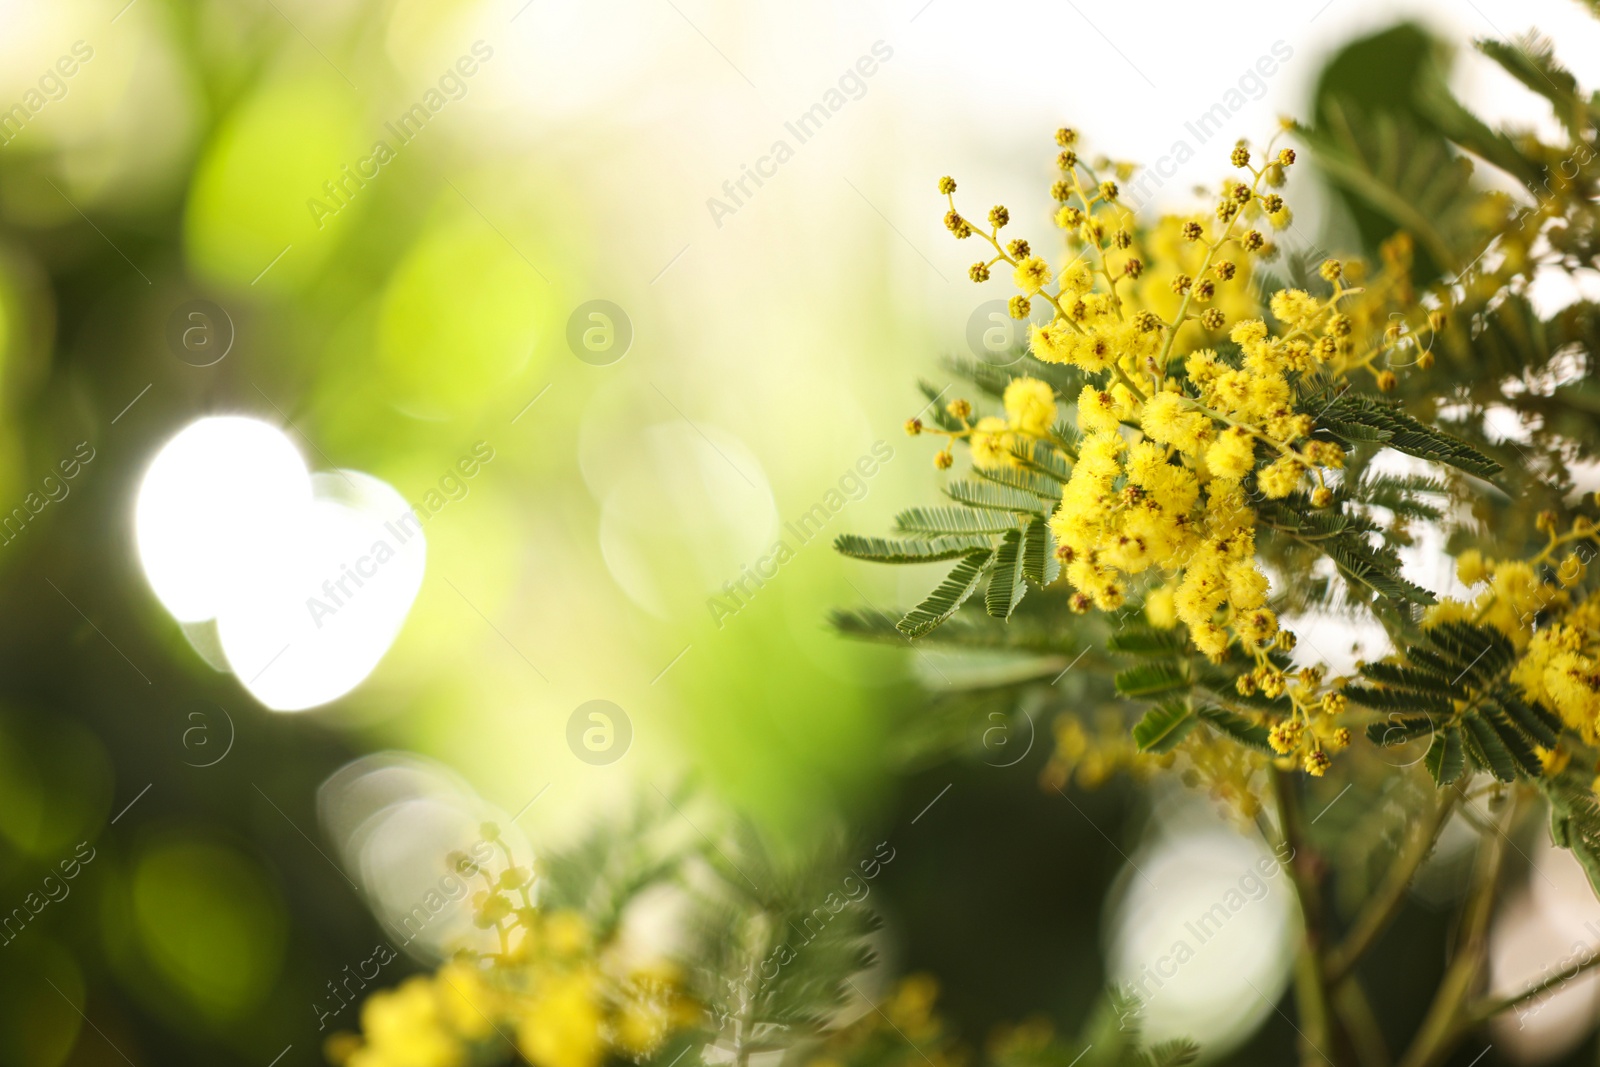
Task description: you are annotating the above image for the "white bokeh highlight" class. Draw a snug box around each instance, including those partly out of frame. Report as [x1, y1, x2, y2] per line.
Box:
[1107, 813, 1296, 1056]
[319, 752, 533, 960]
[219, 470, 426, 711]
[135, 416, 312, 623]
[136, 417, 424, 711]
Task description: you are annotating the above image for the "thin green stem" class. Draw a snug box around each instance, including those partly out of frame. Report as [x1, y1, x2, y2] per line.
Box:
[1178, 395, 1297, 459]
[1153, 168, 1267, 373]
[1395, 790, 1514, 1067]
[1273, 766, 1339, 1067]
[1067, 171, 1125, 321]
[1110, 363, 1149, 404]
[1333, 980, 1390, 1067]
[1326, 786, 1459, 984]
[1465, 943, 1600, 1025]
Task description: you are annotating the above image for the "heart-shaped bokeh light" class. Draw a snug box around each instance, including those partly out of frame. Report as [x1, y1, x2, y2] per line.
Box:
[136, 417, 425, 711]
[136, 416, 311, 623]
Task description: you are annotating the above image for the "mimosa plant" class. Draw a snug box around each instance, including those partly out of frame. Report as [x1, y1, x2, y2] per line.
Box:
[333, 17, 1600, 1067]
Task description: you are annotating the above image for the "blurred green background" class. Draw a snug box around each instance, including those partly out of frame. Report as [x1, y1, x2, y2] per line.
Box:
[2, 0, 1599, 1065]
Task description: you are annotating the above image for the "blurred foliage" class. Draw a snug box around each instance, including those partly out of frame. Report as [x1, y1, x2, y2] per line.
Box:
[824, 10, 1600, 1067]
[0, 2, 910, 1065]
[329, 798, 1202, 1067]
[5, 3, 1600, 1067]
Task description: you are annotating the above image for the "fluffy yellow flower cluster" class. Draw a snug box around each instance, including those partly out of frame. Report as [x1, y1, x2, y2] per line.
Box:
[1258, 664, 1351, 777]
[1517, 606, 1600, 744]
[1040, 709, 1174, 792]
[1427, 519, 1600, 745]
[927, 129, 1421, 775]
[942, 135, 1338, 639]
[329, 960, 502, 1067]
[331, 836, 695, 1067]
[1428, 556, 1567, 649]
[909, 378, 1064, 471]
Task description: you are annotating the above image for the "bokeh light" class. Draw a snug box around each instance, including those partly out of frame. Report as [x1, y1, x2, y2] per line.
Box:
[219, 470, 426, 711]
[1107, 809, 1296, 1057]
[135, 416, 312, 624]
[137, 417, 424, 710]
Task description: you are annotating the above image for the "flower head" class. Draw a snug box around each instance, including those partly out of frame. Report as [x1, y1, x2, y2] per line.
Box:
[970, 417, 1017, 469]
[1013, 256, 1053, 293]
[1004, 377, 1057, 436]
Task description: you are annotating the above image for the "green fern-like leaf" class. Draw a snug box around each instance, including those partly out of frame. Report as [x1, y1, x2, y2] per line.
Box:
[943, 354, 1029, 400]
[1022, 520, 1060, 587]
[1133, 701, 1196, 754]
[1415, 65, 1549, 187]
[1461, 713, 1516, 782]
[1434, 621, 1517, 678]
[1359, 660, 1464, 696]
[1494, 693, 1562, 748]
[1051, 418, 1083, 456]
[1260, 493, 1436, 605]
[1323, 535, 1438, 605]
[1480, 708, 1543, 778]
[1319, 393, 1503, 478]
[941, 352, 1089, 402]
[893, 506, 1021, 537]
[1296, 102, 1478, 274]
[1108, 626, 1187, 658]
[974, 463, 1066, 501]
[1143, 1039, 1202, 1067]
[1365, 715, 1438, 746]
[1349, 621, 1552, 783]
[1197, 706, 1273, 752]
[834, 534, 994, 564]
[917, 380, 962, 432]
[829, 608, 1081, 656]
[985, 528, 1029, 619]
[1351, 623, 1510, 703]
[943, 479, 1049, 516]
[1547, 777, 1600, 898]
[1352, 471, 1449, 521]
[1115, 663, 1188, 698]
[1009, 437, 1072, 482]
[897, 550, 994, 638]
[1475, 34, 1585, 140]
[1347, 682, 1454, 717]
[1425, 727, 1465, 785]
